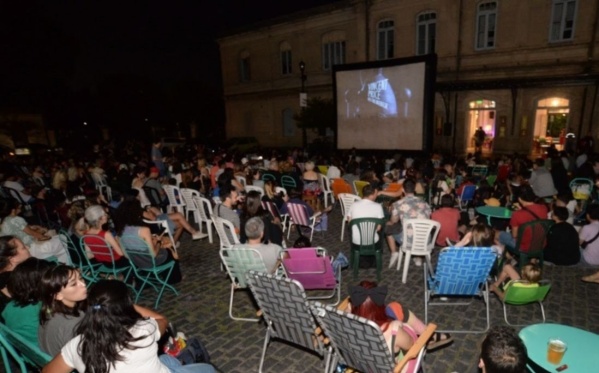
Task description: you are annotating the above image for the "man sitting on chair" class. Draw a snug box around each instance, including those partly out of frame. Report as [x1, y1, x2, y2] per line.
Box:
[348, 183, 384, 245]
[234, 217, 282, 274]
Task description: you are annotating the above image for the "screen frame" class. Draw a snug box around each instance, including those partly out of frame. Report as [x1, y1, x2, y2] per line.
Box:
[332, 54, 437, 152]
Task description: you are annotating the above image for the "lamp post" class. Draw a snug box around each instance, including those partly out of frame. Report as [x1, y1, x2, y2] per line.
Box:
[299, 60, 307, 148]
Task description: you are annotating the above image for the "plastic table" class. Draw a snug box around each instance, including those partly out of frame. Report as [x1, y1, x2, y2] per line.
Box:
[519, 323, 599, 372]
[475, 206, 512, 225]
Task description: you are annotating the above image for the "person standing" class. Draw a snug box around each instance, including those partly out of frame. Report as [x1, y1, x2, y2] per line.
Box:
[474, 127, 486, 153]
[151, 139, 166, 177]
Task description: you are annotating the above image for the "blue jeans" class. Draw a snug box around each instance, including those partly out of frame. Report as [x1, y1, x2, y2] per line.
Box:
[159, 354, 216, 373]
[498, 231, 516, 253]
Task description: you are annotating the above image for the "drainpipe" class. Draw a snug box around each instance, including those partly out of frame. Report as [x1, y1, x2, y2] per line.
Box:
[364, 0, 370, 61]
[451, 0, 463, 155]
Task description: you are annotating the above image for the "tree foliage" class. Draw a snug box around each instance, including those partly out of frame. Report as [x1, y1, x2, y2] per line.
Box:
[294, 97, 335, 136]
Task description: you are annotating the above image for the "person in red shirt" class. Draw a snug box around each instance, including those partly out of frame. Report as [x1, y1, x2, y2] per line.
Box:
[497, 185, 548, 254]
[431, 194, 461, 246]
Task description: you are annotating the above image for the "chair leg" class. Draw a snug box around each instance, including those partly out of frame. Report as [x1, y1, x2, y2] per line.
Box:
[401, 253, 411, 284]
[340, 221, 345, 241]
[258, 329, 271, 373]
[376, 251, 382, 282]
[229, 284, 260, 322]
[207, 221, 214, 244]
[353, 251, 360, 280]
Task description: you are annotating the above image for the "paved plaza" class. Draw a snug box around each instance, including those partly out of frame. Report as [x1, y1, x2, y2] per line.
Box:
[145, 202, 599, 373]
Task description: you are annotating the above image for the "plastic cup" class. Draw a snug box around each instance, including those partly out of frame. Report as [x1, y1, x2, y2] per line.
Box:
[547, 339, 567, 365]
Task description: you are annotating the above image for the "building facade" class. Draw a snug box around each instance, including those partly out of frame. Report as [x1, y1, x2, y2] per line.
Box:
[218, 0, 599, 155]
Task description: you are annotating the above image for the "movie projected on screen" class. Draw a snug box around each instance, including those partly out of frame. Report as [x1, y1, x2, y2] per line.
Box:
[334, 55, 436, 151]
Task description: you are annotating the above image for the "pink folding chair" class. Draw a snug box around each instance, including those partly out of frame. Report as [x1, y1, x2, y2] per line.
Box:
[285, 202, 321, 241]
[281, 247, 340, 305]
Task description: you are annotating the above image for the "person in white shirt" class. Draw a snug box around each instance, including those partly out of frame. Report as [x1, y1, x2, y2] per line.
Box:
[348, 183, 384, 245]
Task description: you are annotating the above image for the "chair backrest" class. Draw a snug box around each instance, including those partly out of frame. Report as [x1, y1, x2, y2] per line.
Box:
[262, 173, 276, 182]
[331, 178, 353, 198]
[338, 193, 361, 218]
[58, 230, 81, 266]
[429, 247, 498, 296]
[0, 322, 51, 369]
[471, 165, 488, 178]
[119, 234, 158, 268]
[349, 218, 383, 252]
[570, 178, 593, 200]
[245, 185, 264, 199]
[245, 270, 325, 354]
[402, 219, 440, 253]
[235, 175, 247, 187]
[179, 188, 200, 210]
[353, 180, 370, 197]
[142, 186, 164, 207]
[503, 280, 551, 305]
[317, 173, 332, 193]
[317, 165, 329, 174]
[286, 202, 311, 226]
[515, 219, 554, 253]
[310, 302, 396, 373]
[220, 247, 267, 288]
[281, 175, 297, 190]
[281, 248, 337, 290]
[274, 186, 287, 196]
[193, 195, 213, 223]
[262, 200, 282, 221]
[81, 234, 119, 264]
[163, 185, 185, 207]
[460, 185, 477, 202]
[212, 216, 240, 249]
[2, 186, 28, 206]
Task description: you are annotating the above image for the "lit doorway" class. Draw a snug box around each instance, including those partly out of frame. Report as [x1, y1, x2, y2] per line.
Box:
[534, 97, 569, 152]
[467, 99, 496, 154]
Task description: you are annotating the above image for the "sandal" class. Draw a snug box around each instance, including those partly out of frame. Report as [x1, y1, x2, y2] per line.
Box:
[581, 274, 599, 284]
[427, 332, 453, 350]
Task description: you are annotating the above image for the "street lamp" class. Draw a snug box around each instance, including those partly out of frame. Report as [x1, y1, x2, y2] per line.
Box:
[299, 60, 307, 148]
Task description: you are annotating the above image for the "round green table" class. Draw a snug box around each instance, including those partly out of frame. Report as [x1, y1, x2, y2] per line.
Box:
[475, 206, 513, 225]
[519, 323, 599, 372]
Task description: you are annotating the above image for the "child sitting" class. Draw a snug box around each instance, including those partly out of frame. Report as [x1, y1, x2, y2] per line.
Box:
[490, 262, 541, 300]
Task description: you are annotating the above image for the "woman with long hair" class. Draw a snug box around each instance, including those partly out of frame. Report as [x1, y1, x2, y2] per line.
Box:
[38, 264, 87, 356]
[2, 257, 53, 346]
[114, 200, 182, 284]
[42, 280, 215, 373]
[240, 190, 283, 246]
[0, 199, 69, 263]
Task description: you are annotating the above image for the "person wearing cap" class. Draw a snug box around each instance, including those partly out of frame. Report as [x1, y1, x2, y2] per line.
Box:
[497, 185, 548, 255]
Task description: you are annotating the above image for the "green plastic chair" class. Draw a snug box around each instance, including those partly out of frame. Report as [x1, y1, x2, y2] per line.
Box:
[348, 218, 384, 281]
[281, 175, 297, 190]
[486, 174, 497, 187]
[58, 230, 99, 286]
[0, 322, 51, 373]
[509, 219, 554, 271]
[501, 280, 551, 326]
[119, 235, 180, 309]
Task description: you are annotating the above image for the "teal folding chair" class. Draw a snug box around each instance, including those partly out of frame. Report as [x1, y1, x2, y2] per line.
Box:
[80, 235, 133, 286]
[119, 234, 179, 309]
[58, 230, 99, 286]
[281, 175, 297, 190]
[0, 322, 52, 373]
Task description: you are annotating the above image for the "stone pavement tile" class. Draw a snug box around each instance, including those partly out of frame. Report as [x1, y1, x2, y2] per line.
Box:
[145, 203, 599, 372]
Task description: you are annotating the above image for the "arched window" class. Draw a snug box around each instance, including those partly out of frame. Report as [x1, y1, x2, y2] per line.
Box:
[416, 12, 436, 55]
[475, 2, 497, 50]
[377, 20, 394, 60]
[322, 31, 346, 70]
[535, 97, 570, 139]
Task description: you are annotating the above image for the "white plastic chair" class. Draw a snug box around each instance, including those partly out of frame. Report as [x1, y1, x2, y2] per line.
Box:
[162, 185, 186, 214]
[317, 173, 334, 208]
[397, 219, 440, 283]
[143, 219, 177, 254]
[235, 175, 247, 188]
[245, 185, 264, 199]
[275, 187, 287, 197]
[212, 216, 240, 250]
[90, 173, 112, 202]
[179, 188, 201, 223]
[338, 193, 361, 241]
[193, 195, 214, 244]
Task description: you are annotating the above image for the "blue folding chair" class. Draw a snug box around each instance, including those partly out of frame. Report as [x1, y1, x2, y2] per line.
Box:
[119, 234, 179, 309]
[424, 246, 498, 334]
[457, 184, 477, 211]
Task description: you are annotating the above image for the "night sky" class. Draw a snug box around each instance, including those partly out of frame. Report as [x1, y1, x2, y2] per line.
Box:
[0, 0, 338, 139]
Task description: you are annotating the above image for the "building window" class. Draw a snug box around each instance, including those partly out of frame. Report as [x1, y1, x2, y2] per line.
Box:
[377, 20, 394, 60]
[322, 41, 345, 71]
[239, 50, 251, 82]
[475, 2, 497, 50]
[280, 42, 292, 75]
[550, 0, 577, 42]
[416, 12, 436, 55]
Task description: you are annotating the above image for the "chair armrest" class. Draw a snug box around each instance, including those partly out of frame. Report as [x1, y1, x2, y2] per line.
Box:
[394, 323, 437, 373]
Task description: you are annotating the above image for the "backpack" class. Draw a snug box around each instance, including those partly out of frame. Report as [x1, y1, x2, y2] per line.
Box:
[177, 337, 211, 365]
